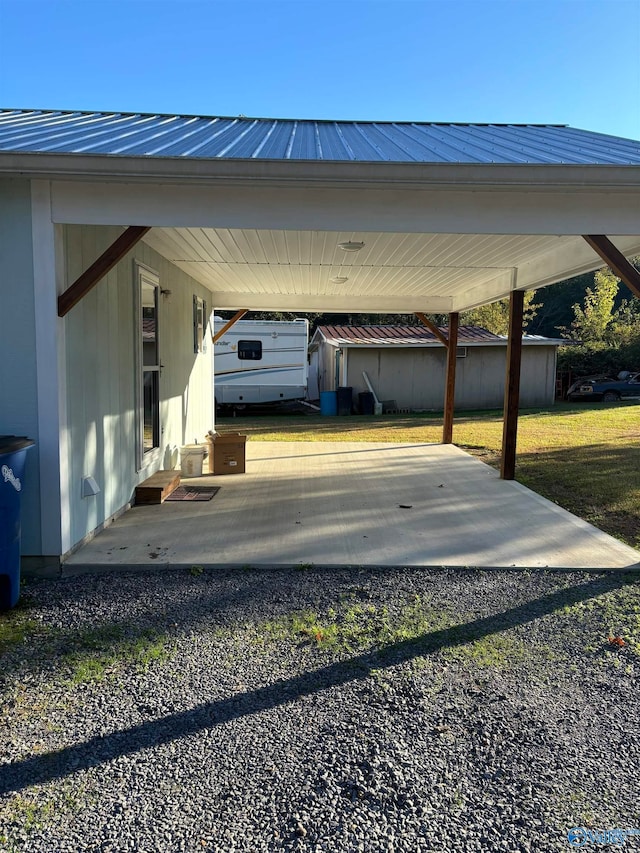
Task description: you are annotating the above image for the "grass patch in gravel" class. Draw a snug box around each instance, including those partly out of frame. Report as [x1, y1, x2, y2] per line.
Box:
[252, 575, 639, 680]
[258, 590, 539, 674]
[0, 615, 40, 657]
[441, 632, 531, 669]
[1, 794, 54, 835]
[0, 594, 40, 656]
[0, 616, 171, 688]
[559, 577, 640, 658]
[0, 785, 86, 851]
[59, 624, 169, 685]
[260, 594, 456, 655]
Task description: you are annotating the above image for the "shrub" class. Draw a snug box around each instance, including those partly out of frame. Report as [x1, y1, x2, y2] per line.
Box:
[557, 339, 640, 377]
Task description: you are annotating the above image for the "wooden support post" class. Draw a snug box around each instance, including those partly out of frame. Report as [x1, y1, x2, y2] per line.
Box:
[58, 225, 150, 317]
[500, 290, 525, 480]
[212, 309, 249, 343]
[582, 235, 640, 299]
[415, 312, 458, 443]
[442, 312, 459, 444]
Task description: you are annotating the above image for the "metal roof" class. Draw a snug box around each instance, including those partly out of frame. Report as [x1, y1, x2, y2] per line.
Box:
[313, 325, 566, 347]
[316, 325, 503, 345]
[1, 109, 639, 165]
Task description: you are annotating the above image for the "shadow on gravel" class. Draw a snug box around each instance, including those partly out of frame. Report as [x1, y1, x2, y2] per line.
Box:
[0, 578, 256, 683]
[1, 570, 636, 796]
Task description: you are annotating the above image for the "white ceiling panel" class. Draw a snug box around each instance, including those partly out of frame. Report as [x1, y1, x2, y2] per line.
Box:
[142, 227, 640, 313]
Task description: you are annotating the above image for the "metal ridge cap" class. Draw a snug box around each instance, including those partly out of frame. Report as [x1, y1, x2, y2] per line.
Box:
[2, 151, 640, 190]
[0, 107, 569, 127]
[521, 337, 573, 345]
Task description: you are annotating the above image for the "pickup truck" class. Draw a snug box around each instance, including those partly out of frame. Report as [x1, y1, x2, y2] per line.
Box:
[567, 372, 640, 402]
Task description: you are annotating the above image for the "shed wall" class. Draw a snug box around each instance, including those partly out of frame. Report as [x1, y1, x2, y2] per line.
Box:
[62, 225, 213, 551]
[340, 346, 556, 410]
[315, 342, 338, 393]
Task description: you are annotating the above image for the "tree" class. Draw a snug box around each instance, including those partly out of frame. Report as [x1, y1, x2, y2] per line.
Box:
[565, 268, 619, 342]
[556, 259, 640, 380]
[609, 296, 640, 345]
[525, 272, 594, 337]
[459, 291, 540, 335]
[559, 257, 640, 345]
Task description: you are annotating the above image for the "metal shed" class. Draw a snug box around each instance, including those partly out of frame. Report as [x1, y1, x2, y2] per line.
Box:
[309, 325, 567, 411]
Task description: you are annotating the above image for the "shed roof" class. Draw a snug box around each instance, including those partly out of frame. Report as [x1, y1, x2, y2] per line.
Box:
[1, 109, 640, 165]
[312, 325, 567, 347]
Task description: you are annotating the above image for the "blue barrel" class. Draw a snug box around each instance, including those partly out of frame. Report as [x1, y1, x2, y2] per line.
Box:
[0, 436, 35, 610]
[319, 390, 338, 416]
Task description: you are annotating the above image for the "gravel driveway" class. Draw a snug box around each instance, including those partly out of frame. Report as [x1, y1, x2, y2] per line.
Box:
[1, 566, 639, 852]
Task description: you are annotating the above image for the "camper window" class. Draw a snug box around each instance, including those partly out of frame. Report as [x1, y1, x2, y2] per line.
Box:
[238, 340, 262, 360]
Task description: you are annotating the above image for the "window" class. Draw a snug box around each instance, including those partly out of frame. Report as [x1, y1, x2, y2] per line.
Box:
[238, 340, 262, 360]
[456, 347, 468, 358]
[193, 296, 207, 353]
[135, 265, 161, 466]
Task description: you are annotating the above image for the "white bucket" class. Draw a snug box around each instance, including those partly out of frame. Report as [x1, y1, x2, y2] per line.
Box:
[180, 445, 205, 477]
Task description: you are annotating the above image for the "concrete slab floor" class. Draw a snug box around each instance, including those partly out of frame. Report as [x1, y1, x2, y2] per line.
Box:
[64, 442, 640, 573]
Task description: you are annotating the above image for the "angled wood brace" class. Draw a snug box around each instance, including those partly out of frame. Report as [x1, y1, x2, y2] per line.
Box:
[58, 226, 151, 317]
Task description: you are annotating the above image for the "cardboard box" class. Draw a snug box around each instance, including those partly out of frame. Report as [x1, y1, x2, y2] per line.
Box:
[206, 432, 247, 475]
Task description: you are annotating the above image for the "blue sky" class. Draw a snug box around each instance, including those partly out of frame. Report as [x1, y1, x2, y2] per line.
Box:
[1, 0, 639, 139]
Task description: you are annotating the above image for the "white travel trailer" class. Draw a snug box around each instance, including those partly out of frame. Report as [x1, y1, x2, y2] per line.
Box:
[214, 317, 309, 410]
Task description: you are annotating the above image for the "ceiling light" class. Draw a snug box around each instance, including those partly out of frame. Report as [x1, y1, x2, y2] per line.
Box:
[331, 276, 349, 284]
[338, 241, 365, 252]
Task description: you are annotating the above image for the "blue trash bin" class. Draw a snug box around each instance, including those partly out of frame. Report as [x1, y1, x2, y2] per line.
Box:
[0, 436, 35, 610]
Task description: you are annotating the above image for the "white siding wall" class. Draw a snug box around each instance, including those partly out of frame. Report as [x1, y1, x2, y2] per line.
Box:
[343, 346, 556, 410]
[0, 178, 42, 554]
[63, 225, 213, 552]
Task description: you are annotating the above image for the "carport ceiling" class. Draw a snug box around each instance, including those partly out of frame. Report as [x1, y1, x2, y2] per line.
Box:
[142, 228, 640, 313]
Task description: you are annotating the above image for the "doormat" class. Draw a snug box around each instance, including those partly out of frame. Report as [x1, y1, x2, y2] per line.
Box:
[165, 486, 220, 502]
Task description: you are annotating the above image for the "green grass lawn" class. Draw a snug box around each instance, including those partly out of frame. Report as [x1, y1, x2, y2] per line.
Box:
[217, 402, 640, 549]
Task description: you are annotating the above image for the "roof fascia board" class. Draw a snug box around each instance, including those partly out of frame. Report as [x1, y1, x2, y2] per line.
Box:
[515, 236, 640, 290]
[206, 292, 454, 313]
[2, 152, 640, 191]
[451, 236, 640, 310]
[450, 270, 514, 312]
[49, 180, 640, 236]
[309, 328, 327, 344]
[452, 276, 524, 312]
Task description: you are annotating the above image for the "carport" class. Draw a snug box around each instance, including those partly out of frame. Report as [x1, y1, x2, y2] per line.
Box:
[64, 442, 640, 571]
[1, 110, 640, 567]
